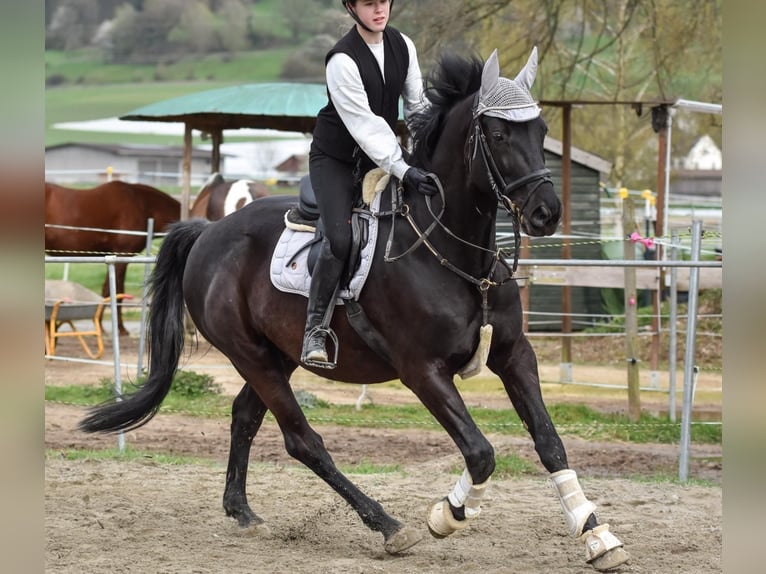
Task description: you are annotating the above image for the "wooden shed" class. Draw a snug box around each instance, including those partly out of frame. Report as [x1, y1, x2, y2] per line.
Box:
[496, 137, 612, 332]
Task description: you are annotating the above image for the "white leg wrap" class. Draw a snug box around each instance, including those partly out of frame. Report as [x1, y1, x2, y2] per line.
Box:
[447, 468, 490, 518]
[579, 523, 625, 564]
[550, 469, 597, 537]
[427, 498, 471, 538]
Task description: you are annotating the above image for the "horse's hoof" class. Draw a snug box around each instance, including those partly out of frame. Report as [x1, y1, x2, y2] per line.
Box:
[590, 547, 630, 571]
[384, 525, 423, 554]
[225, 507, 265, 529]
[426, 497, 470, 539]
[582, 524, 629, 571]
[234, 521, 271, 538]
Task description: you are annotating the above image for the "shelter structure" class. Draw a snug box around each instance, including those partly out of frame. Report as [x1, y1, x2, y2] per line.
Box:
[120, 82, 407, 218]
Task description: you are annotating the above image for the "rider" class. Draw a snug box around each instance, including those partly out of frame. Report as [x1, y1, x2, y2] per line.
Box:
[302, 0, 437, 367]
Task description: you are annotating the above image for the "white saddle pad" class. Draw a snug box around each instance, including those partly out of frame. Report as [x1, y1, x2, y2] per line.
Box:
[269, 191, 383, 302]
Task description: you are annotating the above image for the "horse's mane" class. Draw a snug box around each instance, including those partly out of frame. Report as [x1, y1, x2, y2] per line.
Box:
[408, 52, 484, 168]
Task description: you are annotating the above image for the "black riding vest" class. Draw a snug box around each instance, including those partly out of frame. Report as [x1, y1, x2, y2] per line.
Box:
[312, 26, 409, 170]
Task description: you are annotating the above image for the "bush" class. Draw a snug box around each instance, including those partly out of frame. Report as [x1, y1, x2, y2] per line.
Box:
[169, 370, 222, 398]
[99, 370, 221, 399]
[46, 73, 68, 86]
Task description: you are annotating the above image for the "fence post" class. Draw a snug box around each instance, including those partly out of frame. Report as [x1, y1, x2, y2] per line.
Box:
[678, 221, 703, 481]
[668, 231, 679, 422]
[621, 199, 641, 421]
[136, 218, 154, 377]
[106, 256, 126, 453]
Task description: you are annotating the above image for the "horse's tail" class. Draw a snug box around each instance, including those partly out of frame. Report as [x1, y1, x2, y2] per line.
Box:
[79, 219, 209, 434]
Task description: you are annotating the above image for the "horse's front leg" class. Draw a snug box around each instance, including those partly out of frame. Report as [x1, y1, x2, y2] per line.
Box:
[487, 336, 630, 572]
[400, 369, 495, 538]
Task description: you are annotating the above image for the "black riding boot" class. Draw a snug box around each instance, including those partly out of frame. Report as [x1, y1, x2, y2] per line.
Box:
[301, 242, 346, 367]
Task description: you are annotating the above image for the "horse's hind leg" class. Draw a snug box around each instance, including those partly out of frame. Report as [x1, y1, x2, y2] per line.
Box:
[488, 337, 630, 571]
[223, 383, 268, 528]
[224, 347, 422, 554]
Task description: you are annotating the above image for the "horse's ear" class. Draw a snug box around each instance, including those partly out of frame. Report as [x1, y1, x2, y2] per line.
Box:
[481, 49, 500, 96]
[514, 46, 538, 91]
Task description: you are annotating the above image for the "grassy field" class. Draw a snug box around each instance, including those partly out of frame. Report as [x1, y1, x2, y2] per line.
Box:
[45, 48, 295, 146]
[45, 381, 721, 446]
[44, 0, 301, 146]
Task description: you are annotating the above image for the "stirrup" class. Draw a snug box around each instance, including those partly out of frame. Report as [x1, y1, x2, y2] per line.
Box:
[301, 326, 339, 369]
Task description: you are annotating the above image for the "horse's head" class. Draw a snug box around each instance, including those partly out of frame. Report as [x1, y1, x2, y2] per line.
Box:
[470, 48, 562, 237]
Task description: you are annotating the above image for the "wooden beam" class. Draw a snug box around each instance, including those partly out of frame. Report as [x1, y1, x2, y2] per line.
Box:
[181, 124, 192, 221]
[560, 104, 572, 367]
[622, 199, 641, 421]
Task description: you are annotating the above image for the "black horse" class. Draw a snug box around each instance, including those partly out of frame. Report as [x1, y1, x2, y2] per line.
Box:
[80, 49, 628, 571]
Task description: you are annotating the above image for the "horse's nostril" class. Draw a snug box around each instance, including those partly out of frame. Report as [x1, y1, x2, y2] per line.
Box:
[531, 205, 551, 226]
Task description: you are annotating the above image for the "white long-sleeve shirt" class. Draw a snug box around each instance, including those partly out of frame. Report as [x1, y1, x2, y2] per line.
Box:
[325, 33, 427, 180]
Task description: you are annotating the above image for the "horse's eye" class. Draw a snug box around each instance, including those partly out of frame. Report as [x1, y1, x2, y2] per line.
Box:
[492, 131, 504, 142]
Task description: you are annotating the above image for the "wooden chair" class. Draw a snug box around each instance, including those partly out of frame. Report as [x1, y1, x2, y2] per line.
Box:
[44, 280, 132, 359]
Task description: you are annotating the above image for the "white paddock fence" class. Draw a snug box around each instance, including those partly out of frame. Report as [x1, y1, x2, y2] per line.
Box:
[45, 220, 721, 481]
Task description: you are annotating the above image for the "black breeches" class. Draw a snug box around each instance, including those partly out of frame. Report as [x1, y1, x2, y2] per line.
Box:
[309, 151, 360, 262]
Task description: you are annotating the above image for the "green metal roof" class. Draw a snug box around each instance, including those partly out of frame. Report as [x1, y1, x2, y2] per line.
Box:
[120, 82, 330, 134]
[121, 81, 407, 135]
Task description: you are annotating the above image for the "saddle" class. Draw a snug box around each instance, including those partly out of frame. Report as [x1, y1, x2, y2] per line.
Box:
[284, 174, 372, 286]
[278, 170, 394, 364]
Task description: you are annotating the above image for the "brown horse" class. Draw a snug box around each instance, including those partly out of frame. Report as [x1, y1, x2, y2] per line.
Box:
[44, 181, 181, 335]
[189, 173, 270, 221]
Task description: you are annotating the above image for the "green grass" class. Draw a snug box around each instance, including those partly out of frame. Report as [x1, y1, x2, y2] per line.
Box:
[461, 453, 540, 478]
[45, 47, 295, 146]
[46, 384, 721, 446]
[340, 460, 403, 475]
[45, 48, 293, 86]
[47, 447, 219, 467]
[47, 370, 231, 415]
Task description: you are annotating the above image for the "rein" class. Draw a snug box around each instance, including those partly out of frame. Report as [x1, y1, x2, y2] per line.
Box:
[385, 176, 510, 290]
[377, 176, 508, 325]
[376, 92, 552, 304]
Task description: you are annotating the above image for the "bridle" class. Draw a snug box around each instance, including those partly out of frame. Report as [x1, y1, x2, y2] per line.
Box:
[467, 93, 553, 269]
[371, 92, 553, 321]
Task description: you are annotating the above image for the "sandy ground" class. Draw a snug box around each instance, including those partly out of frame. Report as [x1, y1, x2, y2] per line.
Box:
[45, 334, 722, 573]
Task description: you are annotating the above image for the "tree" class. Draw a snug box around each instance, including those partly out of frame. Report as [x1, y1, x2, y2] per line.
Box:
[216, 0, 251, 52]
[280, 0, 323, 42]
[402, 0, 721, 190]
[46, 0, 101, 50]
[168, 1, 218, 54]
[280, 34, 337, 81]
